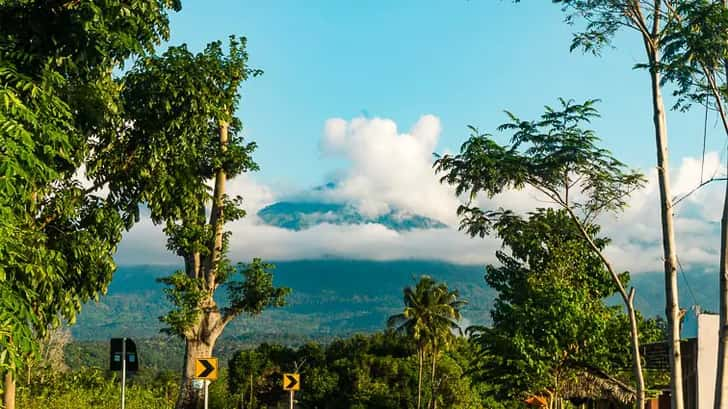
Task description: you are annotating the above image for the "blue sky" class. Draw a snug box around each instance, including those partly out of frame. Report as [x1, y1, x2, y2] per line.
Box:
[115, 1, 727, 271]
[162, 1, 722, 188]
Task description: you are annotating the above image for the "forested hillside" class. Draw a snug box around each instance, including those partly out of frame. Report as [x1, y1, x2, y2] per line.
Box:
[73, 259, 717, 342]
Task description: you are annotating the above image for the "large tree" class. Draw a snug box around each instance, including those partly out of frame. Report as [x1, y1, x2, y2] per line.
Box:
[659, 3, 728, 406]
[97, 37, 290, 409]
[0, 1, 180, 407]
[435, 99, 647, 408]
[467, 208, 651, 406]
[539, 2, 687, 406]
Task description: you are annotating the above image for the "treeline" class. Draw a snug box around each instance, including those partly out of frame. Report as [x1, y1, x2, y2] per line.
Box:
[17, 331, 486, 409]
[225, 333, 483, 409]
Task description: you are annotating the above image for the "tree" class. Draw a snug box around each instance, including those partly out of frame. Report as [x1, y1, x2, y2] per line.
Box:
[539, 2, 688, 406]
[97, 37, 290, 409]
[228, 349, 266, 409]
[467, 209, 631, 404]
[0, 1, 181, 407]
[659, 4, 728, 406]
[467, 209, 663, 408]
[435, 99, 647, 408]
[387, 276, 466, 409]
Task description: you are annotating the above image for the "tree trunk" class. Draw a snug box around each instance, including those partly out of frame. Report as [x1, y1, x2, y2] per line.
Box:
[715, 16, 728, 409]
[176, 339, 212, 409]
[417, 348, 423, 409]
[564, 206, 646, 409]
[430, 349, 437, 409]
[175, 119, 230, 409]
[207, 121, 229, 286]
[628, 289, 646, 409]
[715, 172, 728, 409]
[648, 49, 684, 409]
[175, 309, 223, 409]
[3, 372, 15, 409]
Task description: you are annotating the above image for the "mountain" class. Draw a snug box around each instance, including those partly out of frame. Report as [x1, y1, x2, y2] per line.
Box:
[257, 201, 447, 231]
[72, 260, 719, 342]
[73, 260, 493, 341]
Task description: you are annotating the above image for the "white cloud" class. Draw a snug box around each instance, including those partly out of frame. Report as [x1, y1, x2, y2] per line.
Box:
[318, 115, 461, 223]
[114, 114, 728, 276]
[599, 153, 725, 273]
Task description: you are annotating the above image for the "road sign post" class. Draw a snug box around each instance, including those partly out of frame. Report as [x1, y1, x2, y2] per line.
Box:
[121, 337, 125, 409]
[204, 380, 209, 409]
[193, 357, 218, 409]
[110, 338, 138, 409]
[283, 373, 300, 408]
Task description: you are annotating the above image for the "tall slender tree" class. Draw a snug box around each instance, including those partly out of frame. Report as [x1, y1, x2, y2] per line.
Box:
[659, 3, 728, 406]
[435, 99, 647, 408]
[96, 37, 290, 409]
[541, 2, 686, 406]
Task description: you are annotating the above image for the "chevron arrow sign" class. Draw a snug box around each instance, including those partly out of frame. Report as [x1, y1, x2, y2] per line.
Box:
[194, 357, 218, 380]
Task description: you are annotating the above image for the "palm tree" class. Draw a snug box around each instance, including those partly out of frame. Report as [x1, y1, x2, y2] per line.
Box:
[426, 285, 465, 409]
[387, 276, 466, 409]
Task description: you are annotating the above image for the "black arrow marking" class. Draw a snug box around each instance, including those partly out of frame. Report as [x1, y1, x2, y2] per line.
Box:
[198, 360, 214, 378]
[285, 374, 298, 389]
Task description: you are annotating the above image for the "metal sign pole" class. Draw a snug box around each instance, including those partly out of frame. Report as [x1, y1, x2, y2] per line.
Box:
[289, 390, 294, 409]
[121, 337, 126, 409]
[204, 380, 209, 409]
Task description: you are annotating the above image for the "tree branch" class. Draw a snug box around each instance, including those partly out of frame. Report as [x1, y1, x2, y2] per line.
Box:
[673, 177, 728, 206]
[563, 205, 631, 304]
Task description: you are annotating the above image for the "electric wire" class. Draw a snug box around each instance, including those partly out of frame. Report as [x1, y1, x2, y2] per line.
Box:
[676, 255, 700, 308]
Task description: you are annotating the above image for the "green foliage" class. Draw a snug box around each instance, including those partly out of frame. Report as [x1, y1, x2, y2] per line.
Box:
[17, 367, 175, 409]
[549, 0, 624, 55]
[96, 36, 287, 349]
[95, 36, 261, 228]
[0, 284, 37, 374]
[225, 259, 291, 317]
[0, 0, 180, 373]
[158, 272, 207, 336]
[660, 0, 728, 111]
[435, 98, 645, 238]
[388, 277, 466, 409]
[467, 209, 641, 401]
[387, 276, 466, 351]
[226, 333, 483, 409]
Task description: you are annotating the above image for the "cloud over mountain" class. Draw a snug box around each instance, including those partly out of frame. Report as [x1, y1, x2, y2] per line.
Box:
[115, 115, 727, 275]
[319, 115, 461, 223]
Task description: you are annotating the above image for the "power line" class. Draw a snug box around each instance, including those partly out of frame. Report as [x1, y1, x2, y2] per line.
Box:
[676, 255, 699, 307]
[672, 106, 727, 208]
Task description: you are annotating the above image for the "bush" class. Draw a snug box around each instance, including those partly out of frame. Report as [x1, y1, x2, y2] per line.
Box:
[18, 367, 175, 409]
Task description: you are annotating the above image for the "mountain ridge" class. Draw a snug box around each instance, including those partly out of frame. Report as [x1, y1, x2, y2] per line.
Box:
[74, 259, 719, 342]
[257, 201, 447, 231]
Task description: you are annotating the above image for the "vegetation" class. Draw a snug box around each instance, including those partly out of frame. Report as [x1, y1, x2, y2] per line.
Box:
[387, 276, 466, 409]
[97, 38, 290, 408]
[0, 1, 181, 408]
[435, 99, 649, 407]
[11, 264, 665, 409]
[466, 209, 663, 404]
[225, 333, 484, 409]
[8, 0, 728, 408]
